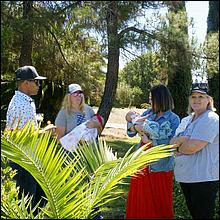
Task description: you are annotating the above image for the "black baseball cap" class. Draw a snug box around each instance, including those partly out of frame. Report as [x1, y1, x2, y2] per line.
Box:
[16, 66, 47, 80]
[190, 84, 209, 95]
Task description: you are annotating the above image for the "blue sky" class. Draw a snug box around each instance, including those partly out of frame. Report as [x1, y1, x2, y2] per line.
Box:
[186, 1, 209, 82]
[186, 1, 209, 44]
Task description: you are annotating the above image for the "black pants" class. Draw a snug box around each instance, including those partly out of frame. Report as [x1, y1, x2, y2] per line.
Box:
[180, 181, 219, 219]
[9, 162, 46, 208]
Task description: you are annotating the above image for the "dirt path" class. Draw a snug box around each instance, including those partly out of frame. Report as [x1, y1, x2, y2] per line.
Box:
[94, 107, 145, 124]
[95, 107, 145, 139]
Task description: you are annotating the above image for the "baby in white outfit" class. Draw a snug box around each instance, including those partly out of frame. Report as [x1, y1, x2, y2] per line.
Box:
[60, 114, 104, 151]
[125, 111, 159, 144]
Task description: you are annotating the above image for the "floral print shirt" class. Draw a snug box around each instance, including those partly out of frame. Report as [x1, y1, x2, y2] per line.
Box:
[127, 109, 180, 172]
[6, 91, 38, 129]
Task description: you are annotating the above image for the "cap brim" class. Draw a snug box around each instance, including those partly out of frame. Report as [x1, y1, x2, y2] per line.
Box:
[191, 90, 207, 94]
[70, 90, 82, 94]
[35, 76, 47, 80]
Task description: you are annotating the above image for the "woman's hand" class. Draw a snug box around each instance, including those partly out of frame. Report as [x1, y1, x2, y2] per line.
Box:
[134, 124, 145, 134]
[170, 136, 190, 155]
[134, 124, 152, 145]
[39, 121, 57, 135]
[86, 119, 103, 134]
[86, 119, 99, 128]
[43, 123, 57, 132]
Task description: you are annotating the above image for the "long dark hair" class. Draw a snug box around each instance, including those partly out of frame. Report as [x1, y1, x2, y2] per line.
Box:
[150, 84, 174, 113]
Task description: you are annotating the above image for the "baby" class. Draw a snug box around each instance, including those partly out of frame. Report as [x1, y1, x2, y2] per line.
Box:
[125, 111, 159, 145]
[60, 113, 104, 151]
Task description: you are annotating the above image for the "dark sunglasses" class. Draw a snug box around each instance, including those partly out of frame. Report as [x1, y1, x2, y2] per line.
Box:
[27, 79, 40, 86]
[71, 91, 84, 97]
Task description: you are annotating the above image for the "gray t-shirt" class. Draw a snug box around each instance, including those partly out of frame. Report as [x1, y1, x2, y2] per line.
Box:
[55, 104, 95, 135]
[174, 110, 219, 183]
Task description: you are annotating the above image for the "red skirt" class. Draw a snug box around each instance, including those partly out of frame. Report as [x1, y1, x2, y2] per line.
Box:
[126, 166, 174, 219]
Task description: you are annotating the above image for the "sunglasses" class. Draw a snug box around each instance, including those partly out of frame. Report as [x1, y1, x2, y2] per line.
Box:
[28, 80, 40, 86]
[70, 91, 84, 97]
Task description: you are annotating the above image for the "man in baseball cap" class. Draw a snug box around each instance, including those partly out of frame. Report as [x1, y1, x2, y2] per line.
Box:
[6, 65, 53, 208]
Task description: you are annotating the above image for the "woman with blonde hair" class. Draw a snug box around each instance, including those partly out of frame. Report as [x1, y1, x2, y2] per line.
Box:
[55, 83, 102, 140]
[55, 83, 104, 219]
[171, 85, 219, 219]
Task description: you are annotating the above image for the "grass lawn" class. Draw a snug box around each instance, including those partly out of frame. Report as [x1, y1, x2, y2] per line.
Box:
[101, 135, 219, 219]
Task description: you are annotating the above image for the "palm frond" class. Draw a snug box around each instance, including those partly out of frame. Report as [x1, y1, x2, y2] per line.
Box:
[1, 191, 44, 219]
[1, 122, 174, 219]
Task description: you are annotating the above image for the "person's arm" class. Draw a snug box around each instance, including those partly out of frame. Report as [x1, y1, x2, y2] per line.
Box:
[86, 119, 102, 133]
[127, 109, 150, 137]
[170, 121, 209, 153]
[135, 115, 148, 122]
[177, 113, 218, 154]
[39, 121, 57, 134]
[127, 122, 138, 137]
[86, 114, 104, 135]
[56, 126, 66, 140]
[171, 135, 208, 154]
[178, 139, 209, 154]
[54, 109, 67, 139]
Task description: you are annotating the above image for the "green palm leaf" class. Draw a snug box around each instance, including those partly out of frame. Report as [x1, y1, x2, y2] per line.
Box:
[1, 122, 174, 219]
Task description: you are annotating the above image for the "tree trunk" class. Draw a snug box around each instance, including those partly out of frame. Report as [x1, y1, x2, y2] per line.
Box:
[19, 1, 33, 66]
[98, 1, 120, 127]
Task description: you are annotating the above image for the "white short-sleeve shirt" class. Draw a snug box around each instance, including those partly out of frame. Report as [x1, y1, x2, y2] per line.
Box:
[6, 91, 38, 129]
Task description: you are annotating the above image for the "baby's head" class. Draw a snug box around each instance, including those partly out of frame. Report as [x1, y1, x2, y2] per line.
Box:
[92, 114, 104, 126]
[125, 111, 140, 122]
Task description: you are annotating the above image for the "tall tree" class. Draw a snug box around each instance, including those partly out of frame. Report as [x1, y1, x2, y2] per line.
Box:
[98, 1, 120, 122]
[1, 1, 195, 127]
[83, 1, 164, 125]
[165, 1, 192, 118]
[19, 1, 33, 66]
[206, 1, 219, 113]
[1, 1, 105, 123]
[207, 1, 219, 33]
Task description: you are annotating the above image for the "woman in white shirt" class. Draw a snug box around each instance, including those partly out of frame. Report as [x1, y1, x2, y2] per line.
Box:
[170, 86, 219, 219]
